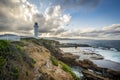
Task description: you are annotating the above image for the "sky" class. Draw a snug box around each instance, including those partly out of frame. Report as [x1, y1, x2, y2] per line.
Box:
[0, 0, 120, 40]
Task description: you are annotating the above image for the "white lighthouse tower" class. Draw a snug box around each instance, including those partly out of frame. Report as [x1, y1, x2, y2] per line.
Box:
[34, 22, 39, 38]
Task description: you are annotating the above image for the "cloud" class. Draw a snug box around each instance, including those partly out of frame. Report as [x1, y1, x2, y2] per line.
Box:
[103, 24, 120, 31]
[0, 0, 36, 36]
[0, 0, 119, 40]
[60, 24, 120, 39]
[35, 5, 71, 33]
[0, 0, 71, 36]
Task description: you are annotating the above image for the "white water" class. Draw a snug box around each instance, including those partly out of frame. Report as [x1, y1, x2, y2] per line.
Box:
[80, 47, 120, 63]
[61, 47, 120, 63]
[71, 66, 83, 78]
[60, 47, 120, 78]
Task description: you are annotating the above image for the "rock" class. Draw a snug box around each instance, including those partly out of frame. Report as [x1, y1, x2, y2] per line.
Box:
[107, 69, 120, 78]
[58, 50, 120, 80]
[60, 53, 79, 66]
[51, 46, 120, 80]
[90, 56, 104, 60]
[82, 70, 111, 80]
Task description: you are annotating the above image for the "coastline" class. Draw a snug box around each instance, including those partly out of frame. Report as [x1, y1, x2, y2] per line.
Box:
[58, 45, 120, 80]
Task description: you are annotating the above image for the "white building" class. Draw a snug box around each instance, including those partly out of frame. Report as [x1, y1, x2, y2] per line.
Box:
[34, 22, 39, 38]
[0, 34, 20, 41]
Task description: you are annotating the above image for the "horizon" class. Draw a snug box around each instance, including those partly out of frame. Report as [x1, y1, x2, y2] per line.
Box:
[0, 0, 120, 40]
[0, 33, 120, 40]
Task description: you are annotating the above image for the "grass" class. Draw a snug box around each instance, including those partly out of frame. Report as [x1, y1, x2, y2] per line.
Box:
[50, 56, 58, 66]
[60, 61, 80, 80]
[0, 39, 39, 79]
[50, 56, 80, 80]
[0, 38, 80, 80]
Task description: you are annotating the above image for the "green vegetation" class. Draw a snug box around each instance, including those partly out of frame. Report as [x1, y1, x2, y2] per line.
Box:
[29, 58, 36, 68]
[0, 56, 6, 67]
[50, 56, 58, 66]
[0, 40, 36, 79]
[0, 38, 80, 80]
[0, 40, 10, 73]
[60, 61, 80, 80]
[50, 56, 80, 80]
[11, 66, 19, 79]
[0, 40, 14, 59]
[0, 56, 6, 73]
[16, 45, 22, 51]
[0, 40, 10, 48]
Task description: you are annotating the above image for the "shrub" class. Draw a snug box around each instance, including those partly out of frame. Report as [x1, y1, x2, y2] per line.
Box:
[11, 66, 19, 79]
[50, 56, 58, 66]
[31, 58, 36, 64]
[0, 40, 10, 49]
[0, 40, 12, 58]
[0, 56, 6, 73]
[60, 62, 80, 80]
[0, 56, 6, 68]
[29, 58, 36, 68]
[16, 45, 22, 51]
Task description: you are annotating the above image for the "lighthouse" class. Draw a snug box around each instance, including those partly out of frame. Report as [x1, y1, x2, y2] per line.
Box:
[34, 22, 39, 38]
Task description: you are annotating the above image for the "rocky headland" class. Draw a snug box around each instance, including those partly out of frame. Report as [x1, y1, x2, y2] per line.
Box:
[57, 46, 120, 80]
[0, 38, 79, 80]
[0, 38, 120, 80]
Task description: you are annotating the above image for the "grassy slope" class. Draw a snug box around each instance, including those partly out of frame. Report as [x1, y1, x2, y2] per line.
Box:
[0, 40, 36, 80]
[0, 38, 80, 80]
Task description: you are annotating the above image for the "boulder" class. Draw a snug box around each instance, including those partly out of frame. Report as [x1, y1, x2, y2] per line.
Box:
[82, 70, 111, 80]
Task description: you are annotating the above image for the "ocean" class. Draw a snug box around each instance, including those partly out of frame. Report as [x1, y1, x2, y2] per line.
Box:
[56, 39, 120, 63]
[53, 39, 120, 78]
[57, 39, 120, 51]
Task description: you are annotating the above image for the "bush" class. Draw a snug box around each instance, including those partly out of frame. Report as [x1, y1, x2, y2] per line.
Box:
[16, 45, 22, 51]
[0, 56, 6, 73]
[50, 56, 58, 66]
[0, 56, 6, 68]
[31, 58, 36, 64]
[11, 66, 19, 79]
[29, 58, 36, 68]
[60, 62, 80, 80]
[0, 40, 12, 58]
[0, 40, 10, 49]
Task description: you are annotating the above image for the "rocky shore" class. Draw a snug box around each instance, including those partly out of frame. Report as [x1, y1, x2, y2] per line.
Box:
[56, 43, 91, 47]
[54, 47, 120, 80]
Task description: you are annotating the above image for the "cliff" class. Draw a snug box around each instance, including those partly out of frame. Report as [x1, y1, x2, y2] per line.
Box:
[0, 38, 79, 80]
